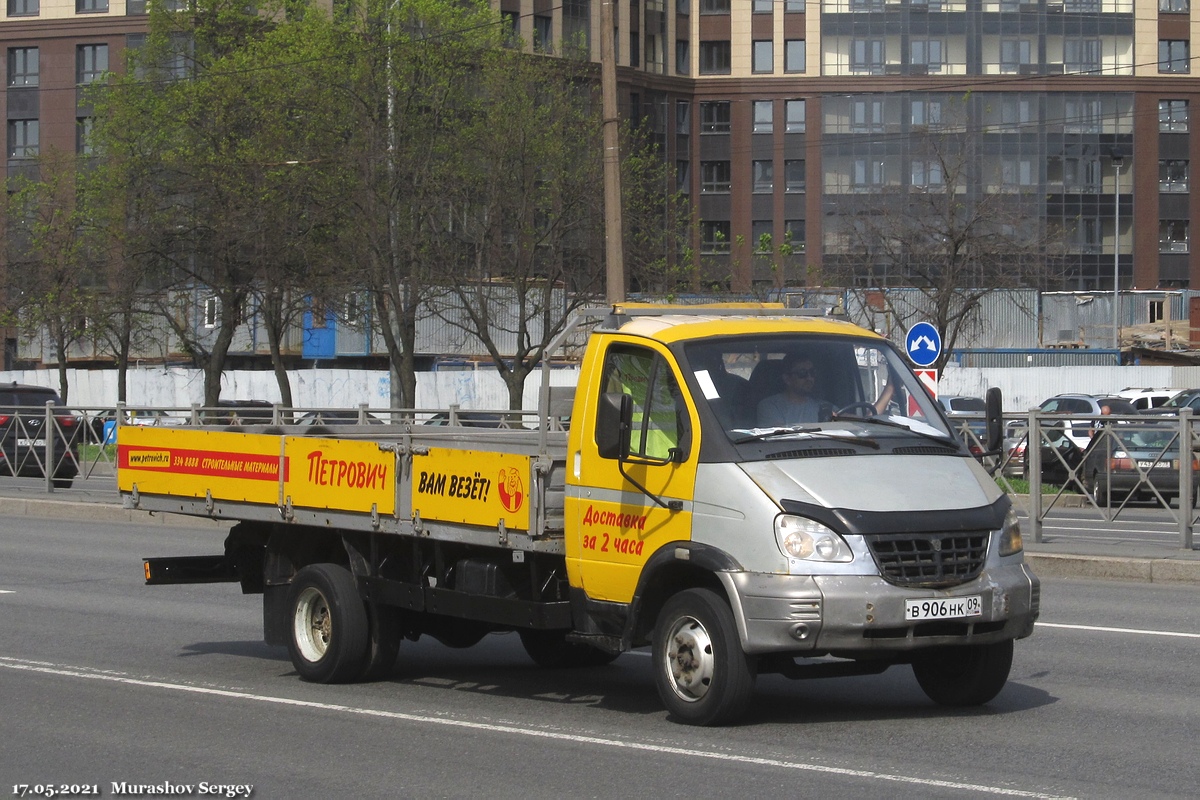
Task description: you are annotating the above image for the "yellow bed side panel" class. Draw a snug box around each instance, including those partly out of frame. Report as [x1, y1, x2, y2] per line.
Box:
[117, 426, 396, 515]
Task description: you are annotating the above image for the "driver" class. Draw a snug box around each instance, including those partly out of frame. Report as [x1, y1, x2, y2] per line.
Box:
[757, 353, 821, 427]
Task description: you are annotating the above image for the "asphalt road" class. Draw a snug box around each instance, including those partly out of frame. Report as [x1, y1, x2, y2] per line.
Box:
[2, 513, 1199, 799]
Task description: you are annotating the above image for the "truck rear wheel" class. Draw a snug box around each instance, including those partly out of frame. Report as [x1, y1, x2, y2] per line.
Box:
[518, 629, 620, 668]
[912, 639, 1013, 706]
[287, 564, 369, 683]
[653, 588, 756, 726]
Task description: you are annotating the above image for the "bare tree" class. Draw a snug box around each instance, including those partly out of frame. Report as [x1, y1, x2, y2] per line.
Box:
[823, 125, 1064, 369]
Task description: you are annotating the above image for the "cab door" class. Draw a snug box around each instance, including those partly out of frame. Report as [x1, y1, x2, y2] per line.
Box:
[565, 338, 699, 603]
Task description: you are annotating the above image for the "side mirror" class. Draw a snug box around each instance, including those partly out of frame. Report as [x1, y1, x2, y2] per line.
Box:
[597, 392, 632, 460]
[985, 387, 1004, 454]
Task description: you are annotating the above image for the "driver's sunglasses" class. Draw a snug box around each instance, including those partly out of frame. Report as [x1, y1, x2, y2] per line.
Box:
[789, 368, 815, 378]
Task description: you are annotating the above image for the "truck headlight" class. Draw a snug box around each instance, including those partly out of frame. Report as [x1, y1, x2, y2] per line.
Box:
[998, 507, 1023, 556]
[774, 514, 853, 562]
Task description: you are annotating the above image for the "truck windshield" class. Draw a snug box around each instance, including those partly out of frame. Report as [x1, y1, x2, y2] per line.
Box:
[682, 335, 955, 445]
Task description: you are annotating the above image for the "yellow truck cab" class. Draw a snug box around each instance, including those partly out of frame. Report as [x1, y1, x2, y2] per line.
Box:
[123, 304, 1038, 726]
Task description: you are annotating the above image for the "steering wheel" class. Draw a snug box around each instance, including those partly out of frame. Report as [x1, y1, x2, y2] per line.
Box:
[834, 401, 878, 419]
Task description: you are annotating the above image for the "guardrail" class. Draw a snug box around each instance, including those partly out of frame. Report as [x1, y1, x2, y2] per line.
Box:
[948, 410, 1198, 550]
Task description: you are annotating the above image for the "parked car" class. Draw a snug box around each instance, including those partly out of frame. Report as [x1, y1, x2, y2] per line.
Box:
[1078, 423, 1198, 506]
[90, 408, 185, 442]
[1000, 420, 1028, 479]
[0, 383, 81, 488]
[938, 395, 987, 415]
[293, 410, 385, 427]
[205, 400, 276, 425]
[1037, 394, 1137, 449]
[1139, 388, 1200, 417]
[422, 411, 518, 428]
[1115, 387, 1177, 412]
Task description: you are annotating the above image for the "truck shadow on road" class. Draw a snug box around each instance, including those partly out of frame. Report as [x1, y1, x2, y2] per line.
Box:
[178, 636, 1056, 724]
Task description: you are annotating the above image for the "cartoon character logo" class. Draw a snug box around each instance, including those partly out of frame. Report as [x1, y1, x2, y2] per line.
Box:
[497, 467, 524, 514]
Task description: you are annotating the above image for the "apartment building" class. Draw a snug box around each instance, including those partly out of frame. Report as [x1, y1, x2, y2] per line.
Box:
[5, 0, 1200, 295]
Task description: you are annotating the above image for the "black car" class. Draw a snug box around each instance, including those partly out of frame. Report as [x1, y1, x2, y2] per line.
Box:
[204, 400, 276, 425]
[0, 383, 81, 488]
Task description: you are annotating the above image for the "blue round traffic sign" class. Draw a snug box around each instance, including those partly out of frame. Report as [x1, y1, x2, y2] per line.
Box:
[905, 322, 942, 367]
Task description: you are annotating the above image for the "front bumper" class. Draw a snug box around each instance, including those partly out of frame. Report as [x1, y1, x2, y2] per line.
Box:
[721, 561, 1040, 656]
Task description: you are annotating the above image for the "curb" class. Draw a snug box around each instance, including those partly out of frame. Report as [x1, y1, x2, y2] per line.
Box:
[0, 497, 230, 529]
[1024, 552, 1200, 584]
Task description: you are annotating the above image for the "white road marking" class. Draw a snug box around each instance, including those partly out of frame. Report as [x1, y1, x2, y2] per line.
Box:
[0, 655, 1071, 799]
[1039, 622, 1200, 639]
[0, 590, 13, 594]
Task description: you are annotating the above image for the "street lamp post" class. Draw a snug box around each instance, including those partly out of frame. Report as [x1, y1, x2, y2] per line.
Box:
[1112, 152, 1124, 354]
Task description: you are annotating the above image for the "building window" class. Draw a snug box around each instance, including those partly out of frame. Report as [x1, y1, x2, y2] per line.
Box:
[77, 44, 109, 85]
[910, 39, 943, 73]
[1160, 220, 1189, 252]
[1160, 160, 1189, 192]
[785, 0, 804, 9]
[1001, 158, 1035, 187]
[785, 160, 805, 192]
[700, 41, 731, 74]
[786, 99, 806, 133]
[853, 159, 886, 191]
[1064, 97, 1103, 133]
[753, 40, 773, 73]
[7, 48, 38, 87]
[533, 15, 552, 53]
[912, 159, 945, 189]
[203, 297, 220, 328]
[785, 221, 805, 252]
[701, 221, 731, 254]
[753, 160, 774, 193]
[912, 98, 944, 128]
[701, 161, 731, 192]
[1064, 39, 1102, 74]
[1159, 40, 1190, 73]
[76, 0, 108, 11]
[1000, 39, 1032, 73]
[7, 0, 39, 15]
[676, 160, 691, 193]
[678, 0, 690, 14]
[1000, 96, 1034, 131]
[1160, 99, 1189, 132]
[1160, 0, 1189, 11]
[676, 40, 689, 74]
[700, 0, 730, 11]
[850, 39, 885, 74]
[1063, 157, 1101, 191]
[676, 101, 690, 135]
[752, 220, 773, 252]
[753, 100, 773, 134]
[753, 0, 773, 11]
[700, 101, 731, 133]
[785, 40, 805, 73]
[7, 120, 38, 159]
[77, 117, 94, 155]
[851, 99, 885, 133]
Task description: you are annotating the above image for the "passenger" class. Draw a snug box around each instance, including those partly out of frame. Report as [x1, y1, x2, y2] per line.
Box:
[757, 353, 822, 427]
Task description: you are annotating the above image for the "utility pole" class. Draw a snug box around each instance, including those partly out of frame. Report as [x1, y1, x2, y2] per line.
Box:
[600, 0, 625, 304]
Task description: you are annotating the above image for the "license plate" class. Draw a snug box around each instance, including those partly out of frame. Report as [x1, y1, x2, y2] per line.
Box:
[16, 438, 44, 448]
[905, 595, 982, 621]
[1136, 460, 1161, 469]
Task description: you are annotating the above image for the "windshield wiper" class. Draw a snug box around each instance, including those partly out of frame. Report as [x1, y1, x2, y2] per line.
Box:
[842, 415, 959, 445]
[732, 427, 880, 449]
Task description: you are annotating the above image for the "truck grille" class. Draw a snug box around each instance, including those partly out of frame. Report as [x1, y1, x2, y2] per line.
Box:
[864, 531, 989, 588]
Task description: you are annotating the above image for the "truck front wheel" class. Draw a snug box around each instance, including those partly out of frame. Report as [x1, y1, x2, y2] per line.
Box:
[653, 588, 756, 726]
[911, 639, 1014, 706]
[287, 564, 369, 683]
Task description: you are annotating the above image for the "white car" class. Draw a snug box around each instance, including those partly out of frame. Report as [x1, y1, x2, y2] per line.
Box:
[1114, 387, 1178, 412]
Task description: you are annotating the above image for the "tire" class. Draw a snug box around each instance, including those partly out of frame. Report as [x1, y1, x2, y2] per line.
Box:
[287, 564, 369, 683]
[911, 639, 1014, 707]
[357, 602, 402, 682]
[52, 477, 73, 489]
[518, 629, 620, 669]
[652, 588, 756, 726]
